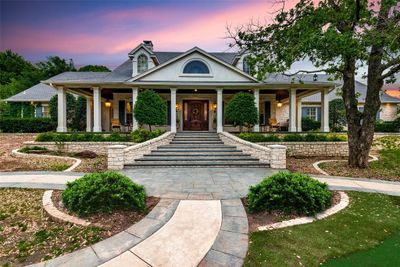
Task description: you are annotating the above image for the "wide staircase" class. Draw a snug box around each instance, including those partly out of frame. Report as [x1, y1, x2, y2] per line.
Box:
[125, 132, 269, 168]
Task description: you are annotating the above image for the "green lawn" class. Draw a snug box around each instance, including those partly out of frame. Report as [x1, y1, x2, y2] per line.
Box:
[244, 192, 400, 266]
[323, 231, 400, 266]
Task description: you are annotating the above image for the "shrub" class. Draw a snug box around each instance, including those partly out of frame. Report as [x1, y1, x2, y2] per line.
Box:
[0, 117, 56, 133]
[375, 119, 400, 132]
[302, 117, 321, 132]
[131, 128, 165, 143]
[225, 92, 259, 132]
[19, 146, 48, 153]
[134, 89, 167, 131]
[239, 133, 280, 142]
[283, 134, 305, 142]
[74, 150, 97, 158]
[62, 172, 146, 216]
[247, 172, 332, 215]
[35, 132, 131, 142]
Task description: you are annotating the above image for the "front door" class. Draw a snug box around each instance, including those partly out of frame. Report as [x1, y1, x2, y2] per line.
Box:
[183, 100, 209, 131]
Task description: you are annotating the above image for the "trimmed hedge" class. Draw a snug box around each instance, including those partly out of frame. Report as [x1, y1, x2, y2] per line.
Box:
[302, 117, 321, 131]
[0, 117, 56, 133]
[375, 119, 400, 132]
[62, 172, 147, 216]
[239, 132, 347, 142]
[247, 172, 332, 215]
[35, 129, 165, 142]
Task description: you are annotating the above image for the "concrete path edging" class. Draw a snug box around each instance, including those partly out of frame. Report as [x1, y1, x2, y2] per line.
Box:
[313, 154, 379, 176]
[11, 149, 81, 172]
[258, 191, 349, 231]
[42, 190, 91, 226]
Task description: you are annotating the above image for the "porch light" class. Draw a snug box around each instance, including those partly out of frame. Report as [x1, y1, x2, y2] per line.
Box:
[176, 103, 181, 111]
[194, 89, 198, 92]
[105, 100, 112, 108]
[277, 101, 283, 108]
[212, 103, 217, 112]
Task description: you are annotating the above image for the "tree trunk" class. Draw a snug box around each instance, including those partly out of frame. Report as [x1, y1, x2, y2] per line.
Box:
[149, 124, 152, 132]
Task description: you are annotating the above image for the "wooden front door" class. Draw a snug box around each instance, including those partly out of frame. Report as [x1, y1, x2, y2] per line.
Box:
[183, 100, 209, 131]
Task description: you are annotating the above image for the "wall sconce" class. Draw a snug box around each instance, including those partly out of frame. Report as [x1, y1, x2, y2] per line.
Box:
[212, 103, 217, 112]
[194, 89, 198, 92]
[105, 100, 112, 108]
[175, 103, 182, 111]
[277, 101, 283, 108]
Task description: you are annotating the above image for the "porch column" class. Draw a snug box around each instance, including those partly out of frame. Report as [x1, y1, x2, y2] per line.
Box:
[217, 88, 223, 133]
[170, 88, 177, 133]
[132, 87, 139, 131]
[56, 86, 67, 132]
[288, 89, 297, 132]
[321, 88, 330, 132]
[93, 87, 102, 132]
[297, 98, 302, 132]
[254, 89, 260, 132]
[86, 97, 92, 132]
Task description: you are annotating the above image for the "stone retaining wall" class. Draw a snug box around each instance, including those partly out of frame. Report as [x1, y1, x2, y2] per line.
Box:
[23, 141, 136, 155]
[219, 132, 287, 169]
[256, 142, 348, 157]
[108, 132, 175, 170]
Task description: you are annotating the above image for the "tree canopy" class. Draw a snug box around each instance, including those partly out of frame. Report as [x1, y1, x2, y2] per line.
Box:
[78, 65, 111, 72]
[133, 89, 167, 131]
[225, 92, 259, 132]
[231, 0, 400, 167]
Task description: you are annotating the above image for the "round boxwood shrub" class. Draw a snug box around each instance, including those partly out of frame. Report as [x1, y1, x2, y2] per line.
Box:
[62, 172, 146, 216]
[247, 172, 332, 215]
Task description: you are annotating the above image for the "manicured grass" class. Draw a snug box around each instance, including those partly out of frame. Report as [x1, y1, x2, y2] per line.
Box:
[323, 231, 400, 266]
[320, 149, 400, 181]
[244, 192, 400, 266]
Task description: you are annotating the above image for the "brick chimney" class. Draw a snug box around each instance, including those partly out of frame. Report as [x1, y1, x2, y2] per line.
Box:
[143, 40, 153, 51]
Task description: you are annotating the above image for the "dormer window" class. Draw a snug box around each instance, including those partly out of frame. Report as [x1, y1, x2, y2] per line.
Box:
[183, 60, 210, 74]
[137, 54, 148, 73]
[243, 56, 250, 74]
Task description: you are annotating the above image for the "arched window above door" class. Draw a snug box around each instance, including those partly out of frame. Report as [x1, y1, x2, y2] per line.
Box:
[183, 60, 210, 74]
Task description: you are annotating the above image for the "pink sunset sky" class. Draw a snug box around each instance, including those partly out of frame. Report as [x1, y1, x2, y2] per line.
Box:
[0, 0, 300, 68]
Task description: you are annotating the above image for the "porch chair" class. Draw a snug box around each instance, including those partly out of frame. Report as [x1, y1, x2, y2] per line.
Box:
[111, 119, 121, 132]
[268, 118, 281, 132]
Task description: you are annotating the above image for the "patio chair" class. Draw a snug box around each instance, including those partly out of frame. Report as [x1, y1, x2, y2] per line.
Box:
[268, 118, 281, 132]
[111, 119, 121, 132]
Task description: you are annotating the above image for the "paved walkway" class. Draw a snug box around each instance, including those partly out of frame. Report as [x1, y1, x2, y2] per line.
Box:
[1, 170, 400, 197]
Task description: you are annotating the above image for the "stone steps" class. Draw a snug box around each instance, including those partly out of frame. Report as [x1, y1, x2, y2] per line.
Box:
[124, 132, 269, 168]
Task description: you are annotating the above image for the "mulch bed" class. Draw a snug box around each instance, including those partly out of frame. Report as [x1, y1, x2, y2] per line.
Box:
[243, 191, 341, 232]
[287, 156, 347, 175]
[52, 190, 159, 237]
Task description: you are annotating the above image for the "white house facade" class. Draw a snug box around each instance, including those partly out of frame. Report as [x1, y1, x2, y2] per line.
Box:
[42, 41, 338, 133]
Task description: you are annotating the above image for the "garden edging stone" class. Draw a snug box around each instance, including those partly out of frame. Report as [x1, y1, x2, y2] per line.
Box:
[258, 191, 349, 231]
[313, 154, 379, 176]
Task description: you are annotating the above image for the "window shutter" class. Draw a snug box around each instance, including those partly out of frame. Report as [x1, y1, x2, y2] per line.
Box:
[264, 101, 271, 125]
[119, 100, 125, 124]
[167, 101, 171, 126]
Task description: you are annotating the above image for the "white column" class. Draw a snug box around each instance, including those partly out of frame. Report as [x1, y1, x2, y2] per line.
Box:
[321, 88, 330, 132]
[86, 97, 92, 132]
[56, 86, 67, 132]
[93, 87, 102, 132]
[170, 88, 177, 132]
[288, 89, 297, 132]
[132, 87, 139, 131]
[254, 89, 260, 132]
[217, 89, 223, 133]
[297, 98, 302, 132]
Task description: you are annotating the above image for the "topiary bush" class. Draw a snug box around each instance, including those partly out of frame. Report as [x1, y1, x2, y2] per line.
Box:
[62, 172, 146, 216]
[225, 92, 259, 132]
[247, 172, 332, 216]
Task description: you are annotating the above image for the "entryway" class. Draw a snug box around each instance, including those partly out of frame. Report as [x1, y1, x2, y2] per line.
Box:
[183, 100, 209, 131]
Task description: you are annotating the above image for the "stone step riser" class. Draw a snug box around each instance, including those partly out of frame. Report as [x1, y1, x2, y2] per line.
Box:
[170, 142, 224, 144]
[138, 157, 258, 161]
[147, 152, 249, 156]
[152, 150, 242, 153]
[158, 145, 236, 149]
[125, 165, 268, 168]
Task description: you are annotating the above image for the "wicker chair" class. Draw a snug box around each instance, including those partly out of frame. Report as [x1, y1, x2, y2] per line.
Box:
[268, 118, 281, 132]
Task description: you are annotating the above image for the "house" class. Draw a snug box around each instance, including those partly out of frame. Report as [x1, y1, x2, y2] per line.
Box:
[5, 83, 56, 118]
[301, 75, 400, 123]
[40, 40, 336, 133]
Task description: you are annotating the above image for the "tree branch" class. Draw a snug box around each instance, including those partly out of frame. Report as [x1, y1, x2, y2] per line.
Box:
[381, 64, 400, 80]
[282, 68, 342, 76]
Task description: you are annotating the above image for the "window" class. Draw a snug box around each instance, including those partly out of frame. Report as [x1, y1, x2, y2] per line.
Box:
[137, 54, 148, 73]
[183, 60, 210, 74]
[243, 56, 250, 74]
[302, 107, 320, 121]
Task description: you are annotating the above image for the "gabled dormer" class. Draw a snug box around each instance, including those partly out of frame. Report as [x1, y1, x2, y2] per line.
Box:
[128, 40, 158, 77]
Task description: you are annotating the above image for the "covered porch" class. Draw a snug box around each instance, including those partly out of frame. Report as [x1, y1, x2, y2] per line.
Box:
[53, 82, 332, 133]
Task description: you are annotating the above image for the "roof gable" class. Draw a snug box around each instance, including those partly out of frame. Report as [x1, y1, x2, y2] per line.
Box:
[130, 47, 259, 83]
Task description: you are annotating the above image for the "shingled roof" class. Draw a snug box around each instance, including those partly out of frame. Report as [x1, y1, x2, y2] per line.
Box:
[6, 83, 56, 102]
